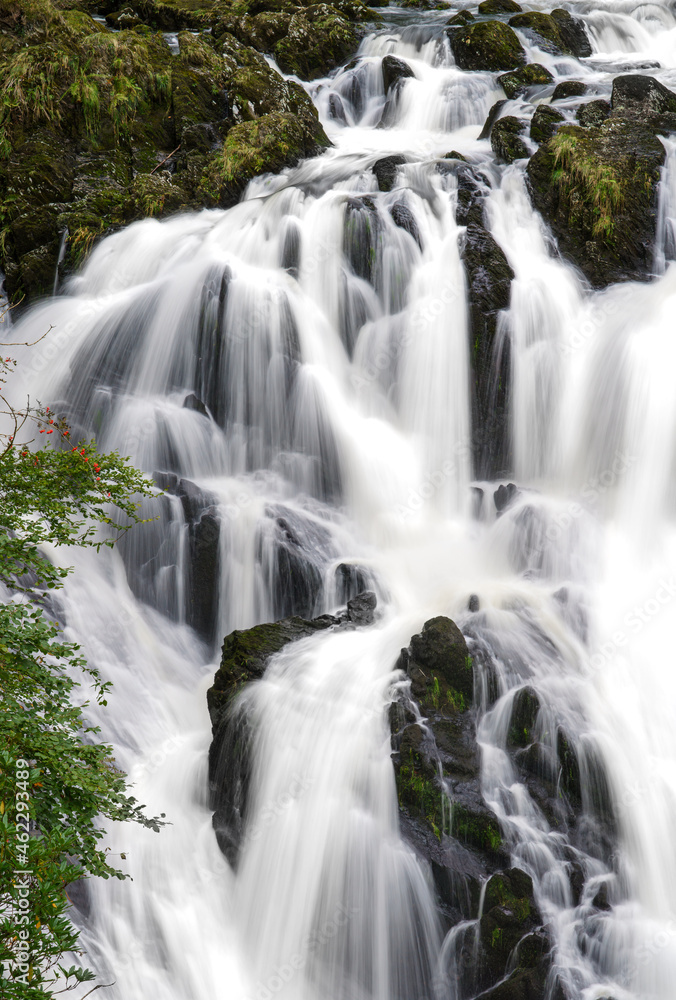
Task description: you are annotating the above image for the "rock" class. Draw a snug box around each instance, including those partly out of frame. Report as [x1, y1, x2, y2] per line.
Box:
[479, 99, 508, 140]
[551, 8, 592, 58]
[201, 111, 330, 207]
[333, 562, 373, 603]
[611, 73, 676, 119]
[494, 481, 518, 511]
[183, 392, 209, 417]
[468, 594, 480, 612]
[448, 20, 526, 72]
[576, 99, 610, 128]
[527, 119, 666, 287]
[507, 686, 540, 748]
[381, 54, 415, 93]
[592, 880, 611, 911]
[552, 79, 587, 101]
[509, 9, 590, 56]
[478, 0, 521, 13]
[346, 590, 377, 625]
[557, 728, 581, 804]
[343, 196, 380, 282]
[530, 104, 564, 143]
[479, 869, 542, 978]
[491, 115, 529, 162]
[389, 202, 423, 249]
[372, 154, 407, 191]
[409, 616, 474, 705]
[498, 63, 553, 100]
[462, 225, 513, 478]
[455, 164, 485, 227]
[273, 7, 359, 80]
[447, 9, 474, 24]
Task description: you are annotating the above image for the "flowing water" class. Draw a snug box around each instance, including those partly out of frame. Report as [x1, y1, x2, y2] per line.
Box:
[8, 1, 676, 997]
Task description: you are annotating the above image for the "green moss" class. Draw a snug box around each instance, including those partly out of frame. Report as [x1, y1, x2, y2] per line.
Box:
[452, 803, 502, 852]
[449, 20, 526, 72]
[551, 130, 624, 235]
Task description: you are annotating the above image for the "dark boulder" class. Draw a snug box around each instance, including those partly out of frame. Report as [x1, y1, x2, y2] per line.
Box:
[409, 615, 474, 705]
[491, 115, 529, 162]
[507, 686, 540, 748]
[381, 54, 415, 93]
[530, 104, 564, 143]
[611, 72, 676, 119]
[346, 590, 377, 625]
[576, 99, 610, 128]
[479, 99, 508, 140]
[447, 8, 474, 24]
[478, 0, 522, 13]
[448, 20, 526, 72]
[273, 7, 359, 81]
[527, 119, 666, 287]
[509, 9, 591, 57]
[552, 79, 587, 101]
[389, 201, 423, 249]
[183, 393, 210, 417]
[373, 154, 407, 191]
[499, 63, 553, 100]
[494, 481, 519, 512]
[462, 225, 514, 478]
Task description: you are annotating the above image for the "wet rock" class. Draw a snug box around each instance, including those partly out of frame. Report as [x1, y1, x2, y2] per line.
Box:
[346, 590, 377, 625]
[491, 115, 529, 162]
[410, 615, 474, 704]
[183, 392, 209, 417]
[479, 99, 508, 140]
[344, 196, 380, 282]
[527, 117, 666, 287]
[592, 880, 611, 911]
[499, 63, 553, 100]
[576, 99, 610, 128]
[478, 0, 522, 13]
[611, 72, 676, 119]
[552, 79, 587, 101]
[479, 869, 542, 978]
[509, 9, 591, 57]
[507, 686, 540, 748]
[550, 7, 593, 58]
[557, 727, 581, 804]
[389, 201, 423, 249]
[468, 594, 480, 612]
[447, 9, 474, 24]
[333, 562, 373, 603]
[530, 104, 565, 143]
[455, 165, 485, 226]
[273, 7, 359, 80]
[381, 53, 415, 93]
[448, 20, 526, 72]
[462, 225, 513, 478]
[494, 481, 518, 512]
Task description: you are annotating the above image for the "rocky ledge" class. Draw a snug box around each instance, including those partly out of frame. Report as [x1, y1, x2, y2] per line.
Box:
[0, 0, 380, 304]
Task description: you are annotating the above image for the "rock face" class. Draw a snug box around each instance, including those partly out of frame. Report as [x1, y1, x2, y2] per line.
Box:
[0, 0, 384, 303]
[207, 592, 377, 862]
[530, 104, 564, 144]
[448, 20, 526, 72]
[462, 224, 514, 478]
[391, 616, 553, 996]
[527, 75, 670, 287]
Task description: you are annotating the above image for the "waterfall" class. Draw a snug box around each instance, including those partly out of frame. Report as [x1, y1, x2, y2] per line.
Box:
[8, 1, 676, 998]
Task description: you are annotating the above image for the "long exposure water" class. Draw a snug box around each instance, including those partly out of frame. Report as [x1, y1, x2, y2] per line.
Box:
[7, 1, 676, 997]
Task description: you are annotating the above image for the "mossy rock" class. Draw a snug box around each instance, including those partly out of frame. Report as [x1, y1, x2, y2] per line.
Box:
[274, 7, 358, 79]
[509, 8, 591, 57]
[527, 119, 665, 287]
[577, 98, 610, 128]
[451, 802, 503, 853]
[507, 686, 539, 748]
[478, 0, 521, 13]
[409, 616, 474, 705]
[446, 8, 473, 24]
[479, 868, 544, 977]
[490, 115, 528, 162]
[498, 62, 553, 99]
[552, 79, 587, 101]
[530, 103, 564, 143]
[200, 110, 329, 205]
[395, 723, 446, 837]
[448, 19, 526, 72]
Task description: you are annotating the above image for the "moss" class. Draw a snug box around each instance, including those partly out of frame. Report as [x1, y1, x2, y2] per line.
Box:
[200, 111, 329, 205]
[448, 20, 526, 72]
[395, 726, 446, 838]
[550, 130, 624, 236]
[498, 62, 553, 100]
[451, 803, 502, 852]
[274, 9, 358, 80]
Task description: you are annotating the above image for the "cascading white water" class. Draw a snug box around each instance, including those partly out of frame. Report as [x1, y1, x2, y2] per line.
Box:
[8, 1, 676, 998]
